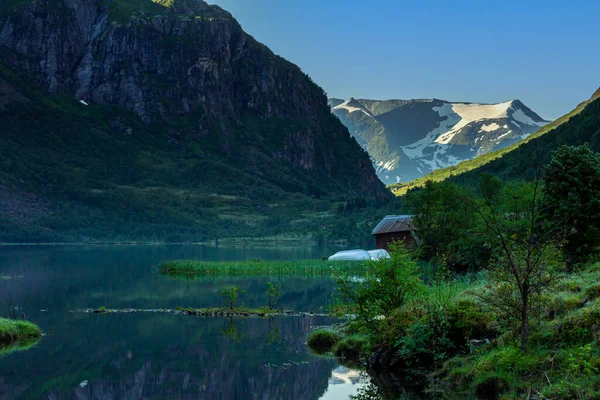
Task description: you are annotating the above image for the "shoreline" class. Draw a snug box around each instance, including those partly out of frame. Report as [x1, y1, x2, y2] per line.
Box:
[73, 307, 336, 319]
[0, 237, 352, 248]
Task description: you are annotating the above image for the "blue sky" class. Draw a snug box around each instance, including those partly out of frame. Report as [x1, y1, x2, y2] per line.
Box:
[207, 0, 598, 120]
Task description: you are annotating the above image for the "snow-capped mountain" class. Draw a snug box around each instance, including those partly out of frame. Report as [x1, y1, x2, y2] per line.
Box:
[329, 97, 550, 184]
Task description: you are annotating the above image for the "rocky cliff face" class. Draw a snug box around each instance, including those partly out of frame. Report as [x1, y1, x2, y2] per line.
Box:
[0, 0, 387, 199]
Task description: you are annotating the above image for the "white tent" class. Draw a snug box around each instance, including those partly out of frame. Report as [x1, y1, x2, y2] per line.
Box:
[328, 249, 371, 261]
[328, 249, 390, 261]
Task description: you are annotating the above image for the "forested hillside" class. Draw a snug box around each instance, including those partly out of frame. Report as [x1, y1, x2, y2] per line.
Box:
[0, 0, 390, 243]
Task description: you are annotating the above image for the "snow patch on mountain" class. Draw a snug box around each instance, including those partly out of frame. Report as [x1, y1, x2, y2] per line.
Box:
[480, 123, 501, 132]
[434, 101, 515, 145]
[332, 99, 373, 118]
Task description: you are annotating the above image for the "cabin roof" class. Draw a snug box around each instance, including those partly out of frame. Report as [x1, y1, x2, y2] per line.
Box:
[371, 215, 415, 235]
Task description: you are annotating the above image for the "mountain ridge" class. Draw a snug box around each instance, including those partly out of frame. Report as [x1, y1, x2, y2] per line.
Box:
[390, 87, 600, 195]
[330, 96, 549, 184]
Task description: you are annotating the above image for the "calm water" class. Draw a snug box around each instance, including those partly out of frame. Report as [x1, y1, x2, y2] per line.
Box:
[0, 245, 367, 399]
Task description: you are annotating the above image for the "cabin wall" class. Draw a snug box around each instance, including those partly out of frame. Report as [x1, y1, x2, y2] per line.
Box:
[375, 232, 416, 251]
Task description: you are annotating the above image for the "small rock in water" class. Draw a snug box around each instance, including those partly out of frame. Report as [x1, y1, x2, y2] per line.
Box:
[79, 380, 88, 388]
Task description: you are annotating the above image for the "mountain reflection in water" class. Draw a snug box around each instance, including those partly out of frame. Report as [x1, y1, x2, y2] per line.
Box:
[0, 245, 366, 399]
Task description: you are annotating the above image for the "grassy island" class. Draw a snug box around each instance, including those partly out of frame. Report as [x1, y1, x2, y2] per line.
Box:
[158, 259, 365, 278]
[0, 318, 41, 354]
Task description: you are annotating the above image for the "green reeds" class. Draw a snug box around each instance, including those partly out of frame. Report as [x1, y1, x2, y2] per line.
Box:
[158, 259, 366, 278]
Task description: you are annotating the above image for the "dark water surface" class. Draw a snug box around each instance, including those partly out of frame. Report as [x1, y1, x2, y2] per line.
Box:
[0, 245, 366, 399]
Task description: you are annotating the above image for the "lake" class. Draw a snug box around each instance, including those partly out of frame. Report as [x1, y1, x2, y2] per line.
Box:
[0, 245, 367, 399]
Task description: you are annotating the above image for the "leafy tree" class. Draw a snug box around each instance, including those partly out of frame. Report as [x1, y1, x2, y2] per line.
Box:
[220, 285, 244, 310]
[543, 144, 600, 268]
[474, 178, 564, 353]
[266, 282, 282, 310]
[407, 181, 492, 272]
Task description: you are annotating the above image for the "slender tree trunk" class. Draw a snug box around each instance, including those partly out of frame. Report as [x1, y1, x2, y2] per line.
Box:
[520, 289, 529, 353]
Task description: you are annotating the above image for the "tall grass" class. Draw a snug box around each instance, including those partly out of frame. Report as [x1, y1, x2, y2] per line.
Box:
[158, 259, 366, 278]
[0, 318, 41, 346]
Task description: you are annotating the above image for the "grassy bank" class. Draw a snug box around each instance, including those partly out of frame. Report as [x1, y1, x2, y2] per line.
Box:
[158, 259, 366, 278]
[0, 318, 41, 349]
[437, 264, 600, 399]
[308, 262, 600, 399]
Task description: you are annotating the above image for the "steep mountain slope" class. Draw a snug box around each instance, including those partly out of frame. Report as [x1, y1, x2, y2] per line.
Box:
[329, 97, 549, 184]
[0, 0, 389, 242]
[391, 88, 600, 195]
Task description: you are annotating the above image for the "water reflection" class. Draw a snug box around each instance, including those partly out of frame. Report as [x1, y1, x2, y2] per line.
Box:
[320, 367, 368, 400]
[0, 245, 367, 399]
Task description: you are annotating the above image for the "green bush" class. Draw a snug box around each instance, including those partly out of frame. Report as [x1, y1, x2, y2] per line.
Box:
[585, 283, 600, 301]
[220, 285, 244, 310]
[447, 300, 493, 346]
[333, 335, 369, 366]
[555, 303, 600, 345]
[545, 294, 581, 318]
[379, 307, 421, 345]
[335, 243, 423, 333]
[306, 329, 341, 355]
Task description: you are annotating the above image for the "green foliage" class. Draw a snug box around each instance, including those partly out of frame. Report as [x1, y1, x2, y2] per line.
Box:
[159, 259, 366, 278]
[332, 334, 370, 367]
[435, 263, 600, 398]
[406, 180, 492, 272]
[266, 282, 282, 310]
[306, 329, 341, 355]
[323, 253, 600, 397]
[220, 285, 244, 310]
[447, 300, 492, 345]
[543, 144, 600, 266]
[443, 341, 600, 399]
[335, 244, 423, 333]
[388, 278, 480, 367]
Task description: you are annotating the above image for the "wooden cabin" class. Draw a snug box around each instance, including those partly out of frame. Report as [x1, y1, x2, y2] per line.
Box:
[372, 215, 419, 251]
